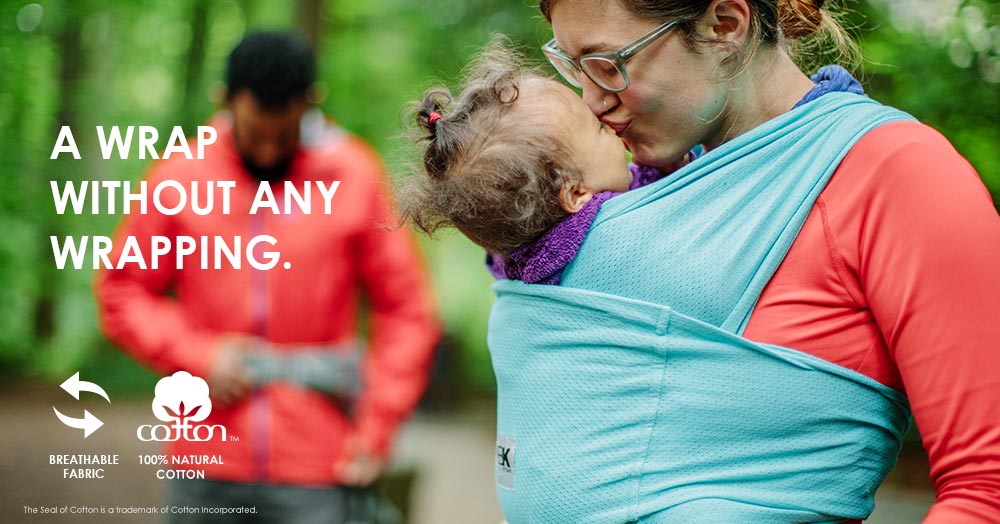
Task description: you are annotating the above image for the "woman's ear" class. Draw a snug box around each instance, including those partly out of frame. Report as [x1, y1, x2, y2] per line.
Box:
[559, 180, 594, 214]
[701, 0, 751, 47]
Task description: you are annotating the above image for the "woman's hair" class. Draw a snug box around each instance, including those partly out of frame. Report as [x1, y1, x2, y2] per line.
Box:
[399, 41, 582, 254]
[538, 0, 858, 75]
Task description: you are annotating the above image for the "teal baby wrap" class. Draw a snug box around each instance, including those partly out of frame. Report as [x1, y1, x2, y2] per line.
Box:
[488, 93, 915, 523]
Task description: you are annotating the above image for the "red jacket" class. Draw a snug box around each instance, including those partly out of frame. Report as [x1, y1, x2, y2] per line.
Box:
[95, 114, 441, 486]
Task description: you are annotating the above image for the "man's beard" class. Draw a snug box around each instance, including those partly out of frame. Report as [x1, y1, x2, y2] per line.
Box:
[241, 155, 293, 183]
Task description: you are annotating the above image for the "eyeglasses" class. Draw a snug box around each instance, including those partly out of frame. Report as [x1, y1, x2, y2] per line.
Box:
[542, 18, 688, 92]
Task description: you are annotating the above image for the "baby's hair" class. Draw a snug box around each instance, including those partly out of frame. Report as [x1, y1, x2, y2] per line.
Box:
[399, 38, 582, 254]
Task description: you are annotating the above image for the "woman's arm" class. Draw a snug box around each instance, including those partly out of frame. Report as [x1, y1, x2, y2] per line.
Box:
[746, 119, 1000, 521]
[853, 122, 1000, 523]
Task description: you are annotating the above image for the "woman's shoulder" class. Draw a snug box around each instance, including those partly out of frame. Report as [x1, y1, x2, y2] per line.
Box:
[851, 118, 961, 155]
[816, 116, 997, 312]
[825, 119, 991, 213]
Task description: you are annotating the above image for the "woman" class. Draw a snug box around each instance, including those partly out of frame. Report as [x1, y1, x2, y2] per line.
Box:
[486, 0, 1000, 522]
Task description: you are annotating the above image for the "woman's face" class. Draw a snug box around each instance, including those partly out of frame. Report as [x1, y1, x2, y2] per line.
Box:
[549, 0, 729, 170]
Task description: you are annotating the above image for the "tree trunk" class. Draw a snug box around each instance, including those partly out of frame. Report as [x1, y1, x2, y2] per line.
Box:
[295, 0, 324, 52]
[36, 1, 87, 341]
[180, 0, 211, 132]
[237, 0, 256, 27]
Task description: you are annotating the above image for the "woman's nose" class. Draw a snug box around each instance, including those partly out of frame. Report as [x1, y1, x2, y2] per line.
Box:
[581, 76, 612, 116]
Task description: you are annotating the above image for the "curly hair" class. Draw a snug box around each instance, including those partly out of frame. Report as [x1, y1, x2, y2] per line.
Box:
[398, 41, 582, 254]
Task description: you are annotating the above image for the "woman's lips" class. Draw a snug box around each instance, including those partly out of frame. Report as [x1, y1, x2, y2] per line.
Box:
[605, 121, 630, 136]
[605, 120, 632, 151]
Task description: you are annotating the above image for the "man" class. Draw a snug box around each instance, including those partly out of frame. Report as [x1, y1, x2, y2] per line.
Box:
[95, 32, 441, 523]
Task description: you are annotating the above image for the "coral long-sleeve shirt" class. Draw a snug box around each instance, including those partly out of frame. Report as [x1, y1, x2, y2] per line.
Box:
[743, 120, 1000, 522]
[94, 116, 441, 485]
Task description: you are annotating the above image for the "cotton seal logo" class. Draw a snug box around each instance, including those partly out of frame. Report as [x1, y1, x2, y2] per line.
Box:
[136, 371, 227, 442]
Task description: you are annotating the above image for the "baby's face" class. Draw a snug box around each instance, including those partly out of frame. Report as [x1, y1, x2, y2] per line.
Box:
[545, 82, 632, 195]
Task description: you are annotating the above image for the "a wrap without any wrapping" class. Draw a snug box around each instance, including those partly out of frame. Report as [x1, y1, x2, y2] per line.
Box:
[488, 92, 915, 523]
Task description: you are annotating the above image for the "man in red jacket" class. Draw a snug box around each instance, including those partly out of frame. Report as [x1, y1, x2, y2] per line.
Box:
[95, 32, 441, 523]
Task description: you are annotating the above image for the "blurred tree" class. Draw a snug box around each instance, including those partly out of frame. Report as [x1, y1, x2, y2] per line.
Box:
[37, 0, 89, 351]
[296, 0, 324, 49]
[849, 0, 1000, 208]
[179, 0, 211, 132]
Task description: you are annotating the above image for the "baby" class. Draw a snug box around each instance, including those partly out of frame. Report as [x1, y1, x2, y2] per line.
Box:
[401, 43, 668, 284]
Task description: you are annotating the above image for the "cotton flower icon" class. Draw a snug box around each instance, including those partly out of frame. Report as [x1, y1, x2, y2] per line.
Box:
[152, 371, 212, 428]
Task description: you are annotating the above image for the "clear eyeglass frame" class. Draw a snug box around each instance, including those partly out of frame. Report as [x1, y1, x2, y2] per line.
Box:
[541, 18, 689, 93]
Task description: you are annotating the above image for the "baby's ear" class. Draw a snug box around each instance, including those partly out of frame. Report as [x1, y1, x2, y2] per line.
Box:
[559, 180, 594, 214]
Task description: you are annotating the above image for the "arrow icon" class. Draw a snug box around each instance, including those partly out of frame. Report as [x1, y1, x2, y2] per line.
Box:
[53, 407, 104, 438]
[61, 372, 110, 403]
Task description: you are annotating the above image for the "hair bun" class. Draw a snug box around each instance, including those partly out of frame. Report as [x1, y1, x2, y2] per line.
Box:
[779, 0, 825, 39]
[416, 89, 451, 139]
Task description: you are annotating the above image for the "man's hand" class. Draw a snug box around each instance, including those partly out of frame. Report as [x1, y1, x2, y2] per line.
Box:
[209, 334, 255, 405]
[333, 433, 385, 487]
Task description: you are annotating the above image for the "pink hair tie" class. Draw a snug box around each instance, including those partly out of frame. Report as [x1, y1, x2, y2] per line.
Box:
[428, 112, 442, 125]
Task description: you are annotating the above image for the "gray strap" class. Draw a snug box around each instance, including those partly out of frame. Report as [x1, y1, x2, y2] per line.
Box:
[243, 341, 362, 397]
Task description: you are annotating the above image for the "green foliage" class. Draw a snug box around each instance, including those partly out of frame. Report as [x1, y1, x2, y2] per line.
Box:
[853, 0, 1000, 206]
[0, 0, 997, 399]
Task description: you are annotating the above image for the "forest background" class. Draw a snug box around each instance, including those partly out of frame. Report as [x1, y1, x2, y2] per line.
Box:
[1, 0, 997, 415]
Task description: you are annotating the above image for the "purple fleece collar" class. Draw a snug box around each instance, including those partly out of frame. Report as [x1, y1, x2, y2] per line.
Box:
[793, 65, 865, 109]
